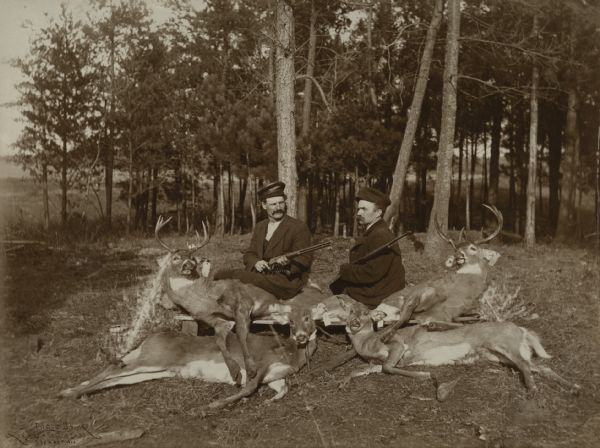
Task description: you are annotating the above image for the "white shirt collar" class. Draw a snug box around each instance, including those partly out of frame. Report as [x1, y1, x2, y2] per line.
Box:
[266, 219, 283, 241]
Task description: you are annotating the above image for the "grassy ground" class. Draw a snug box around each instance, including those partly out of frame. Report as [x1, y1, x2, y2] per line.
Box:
[1, 234, 599, 448]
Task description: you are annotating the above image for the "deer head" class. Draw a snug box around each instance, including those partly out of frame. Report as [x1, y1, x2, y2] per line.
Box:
[155, 216, 212, 280]
[435, 204, 503, 271]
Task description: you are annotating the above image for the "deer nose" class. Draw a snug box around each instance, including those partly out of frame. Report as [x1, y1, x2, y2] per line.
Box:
[295, 332, 308, 344]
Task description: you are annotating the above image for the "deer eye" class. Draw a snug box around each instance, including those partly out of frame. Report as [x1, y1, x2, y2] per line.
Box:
[468, 245, 477, 253]
[172, 255, 182, 264]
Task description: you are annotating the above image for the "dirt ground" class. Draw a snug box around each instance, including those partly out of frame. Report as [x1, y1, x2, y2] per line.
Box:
[1, 234, 599, 448]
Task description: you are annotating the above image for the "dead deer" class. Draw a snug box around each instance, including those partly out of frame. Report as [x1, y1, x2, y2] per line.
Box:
[155, 216, 326, 384]
[372, 204, 504, 328]
[59, 301, 319, 408]
[343, 304, 580, 394]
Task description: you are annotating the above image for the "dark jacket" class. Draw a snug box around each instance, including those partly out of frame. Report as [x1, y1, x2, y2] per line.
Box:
[217, 215, 312, 299]
[337, 219, 405, 307]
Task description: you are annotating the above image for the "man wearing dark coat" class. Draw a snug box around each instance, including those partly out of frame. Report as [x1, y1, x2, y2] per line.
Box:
[331, 187, 405, 308]
[214, 181, 313, 300]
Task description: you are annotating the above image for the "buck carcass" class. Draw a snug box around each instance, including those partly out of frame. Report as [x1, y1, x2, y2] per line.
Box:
[343, 304, 580, 394]
[155, 216, 326, 383]
[59, 302, 319, 407]
[372, 204, 504, 327]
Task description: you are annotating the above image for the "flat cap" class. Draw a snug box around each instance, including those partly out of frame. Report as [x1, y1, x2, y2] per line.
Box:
[258, 181, 287, 201]
[356, 187, 391, 209]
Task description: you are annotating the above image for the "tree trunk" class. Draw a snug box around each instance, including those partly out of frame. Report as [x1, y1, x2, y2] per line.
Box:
[42, 162, 49, 232]
[524, 23, 539, 248]
[249, 173, 256, 232]
[595, 108, 600, 249]
[105, 13, 116, 230]
[61, 137, 68, 228]
[352, 167, 359, 236]
[215, 163, 225, 237]
[425, 0, 460, 257]
[547, 102, 563, 233]
[151, 166, 158, 227]
[366, 2, 378, 108]
[489, 95, 502, 206]
[465, 135, 472, 230]
[555, 19, 580, 241]
[384, 0, 443, 226]
[275, 0, 298, 217]
[333, 174, 340, 237]
[126, 134, 134, 235]
[508, 124, 516, 231]
[297, 1, 317, 224]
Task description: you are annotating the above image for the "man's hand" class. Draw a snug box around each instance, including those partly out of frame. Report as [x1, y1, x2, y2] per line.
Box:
[269, 255, 289, 267]
[254, 260, 269, 272]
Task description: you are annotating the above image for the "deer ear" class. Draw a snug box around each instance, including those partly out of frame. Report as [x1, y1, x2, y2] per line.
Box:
[481, 249, 500, 266]
[312, 303, 327, 320]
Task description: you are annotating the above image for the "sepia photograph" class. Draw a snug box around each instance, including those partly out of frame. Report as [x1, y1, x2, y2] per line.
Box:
[1, 0, 599, 446]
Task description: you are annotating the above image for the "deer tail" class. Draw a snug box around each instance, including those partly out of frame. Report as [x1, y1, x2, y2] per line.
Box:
[521, 327, 552, 360]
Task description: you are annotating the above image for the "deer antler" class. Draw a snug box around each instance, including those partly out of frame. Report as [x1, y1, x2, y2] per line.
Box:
[190, 220, 211, 254]
[434, 217, 457, 250]
[155, 216, 175, 253]
[475, 204, 504, 245]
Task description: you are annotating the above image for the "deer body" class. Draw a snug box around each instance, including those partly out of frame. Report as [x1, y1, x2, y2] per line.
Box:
[59, 303, 318, 407]
[154, 217, 309, 383]
[345, 305, 580, 393]
[373, 205, 503, 327]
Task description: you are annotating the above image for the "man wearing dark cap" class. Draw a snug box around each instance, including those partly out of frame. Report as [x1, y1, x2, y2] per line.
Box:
[331, 187, 405, 308]
[213, 181, 313, 299]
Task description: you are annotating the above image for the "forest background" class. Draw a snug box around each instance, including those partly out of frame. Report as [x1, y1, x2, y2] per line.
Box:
[3, 0, 600, 253]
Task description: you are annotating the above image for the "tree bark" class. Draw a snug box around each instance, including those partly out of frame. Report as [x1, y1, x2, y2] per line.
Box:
[275, 0, 298, 217]
[489, 95, 502, 205]
[215, 163, 226, 236]
[105, 8, 115, 230]
[425, 0, 460, 257]
[384, 0, 443, 227]
[555, 87, 579, 240]
[547, 102, 563, 233]
[42, 162, 49, 232]
[524, 17, 539, 248]
[61, 137, 68, 228]
[297, 1, 317, 224]
[126, 133, 134, 234]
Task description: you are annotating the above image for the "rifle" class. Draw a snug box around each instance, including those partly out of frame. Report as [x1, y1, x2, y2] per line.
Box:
[328, 231, 413, 294]
[266, 240, 332, 273]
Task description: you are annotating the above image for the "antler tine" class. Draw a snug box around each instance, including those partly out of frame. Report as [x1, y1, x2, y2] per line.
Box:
[155, 215, 175, 253]
[191, 219, 211, 254]
[434, 216, 457, 250]
[458, 227, 466, 243]
[475, 204, 504, 245]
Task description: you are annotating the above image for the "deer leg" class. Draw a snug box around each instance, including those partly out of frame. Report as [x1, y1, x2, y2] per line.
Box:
[58, 365, 175, 398]
[213, 321, 243, 385]
[235, 298, 257, 379]
[382, 343, 431, 379]
[339, 364, 382, 389]
[492, 347, 537, 391]
[534, 364, 581, 392]
[208, 368, 265, 409]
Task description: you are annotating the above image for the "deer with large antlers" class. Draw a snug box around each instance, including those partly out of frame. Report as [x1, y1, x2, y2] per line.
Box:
[341, 302, 580, 394]
[59, 299, 319, 408]
[371, 204, 504, 327]
[154, 216, 326, 384]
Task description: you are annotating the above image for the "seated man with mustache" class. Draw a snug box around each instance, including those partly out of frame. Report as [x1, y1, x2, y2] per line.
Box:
[330, 187, 406, 309]
[214, 181, 313, 299]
